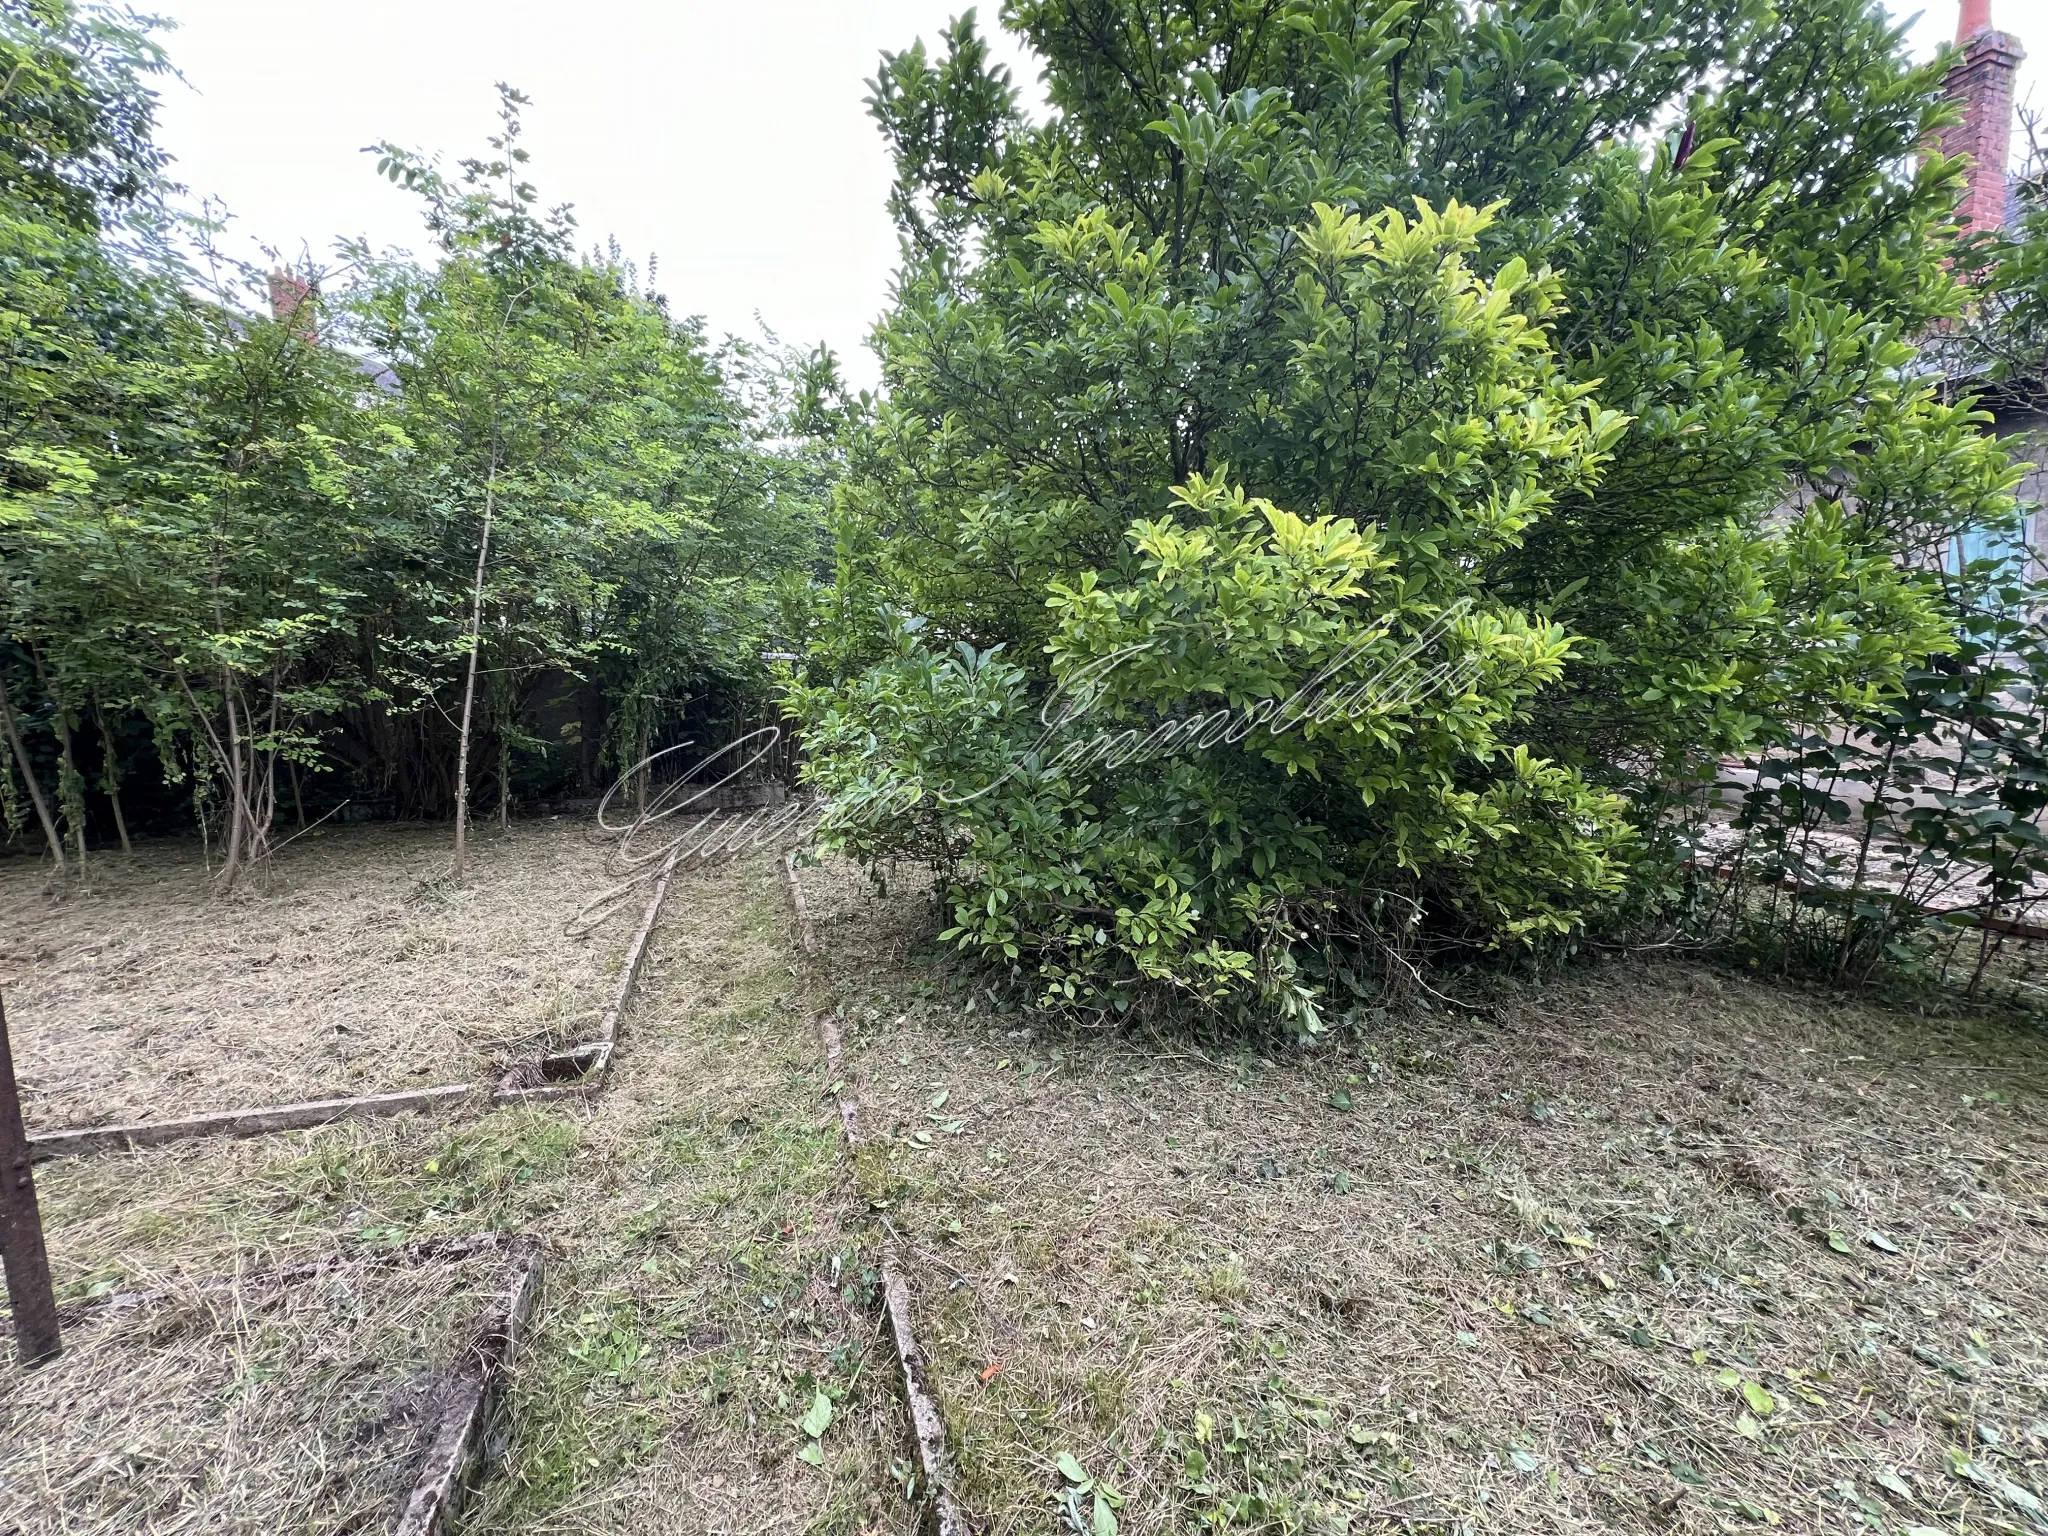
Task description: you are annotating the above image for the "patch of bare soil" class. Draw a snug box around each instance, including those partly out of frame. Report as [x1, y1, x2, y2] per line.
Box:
[796, 854, 2048, 1535]
[0, 1242, 502, 1535]
[0, 817, 628, 1129]
[10, 853, 918, 1535]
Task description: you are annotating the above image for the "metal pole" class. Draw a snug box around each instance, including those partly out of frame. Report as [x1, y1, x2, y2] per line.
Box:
[0, 992, 60, 1364]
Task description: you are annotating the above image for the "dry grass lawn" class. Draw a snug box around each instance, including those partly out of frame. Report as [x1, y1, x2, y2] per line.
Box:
[1, 1241, 515, 1534]
[5, 850, 917, 1535]
[0, 818, 629, 1129]
[795, 854, 2048, 1536]
[8, 836, 2045, 1535]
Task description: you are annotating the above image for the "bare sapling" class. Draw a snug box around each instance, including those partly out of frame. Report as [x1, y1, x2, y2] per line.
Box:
[0, 671, 64, 873]
[449, 259, 535, 882]
[451, 456, 498, 883]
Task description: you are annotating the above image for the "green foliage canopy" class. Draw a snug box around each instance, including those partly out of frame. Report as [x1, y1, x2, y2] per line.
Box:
[791, 0, 2018, 1028]
[1, 16, 832, 880]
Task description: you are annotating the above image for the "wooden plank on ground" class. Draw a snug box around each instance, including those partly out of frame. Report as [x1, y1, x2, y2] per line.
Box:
[27, 1082, 476, 1159]
[393, 1233, 545, 1535]
[783, 852, 969, 1536]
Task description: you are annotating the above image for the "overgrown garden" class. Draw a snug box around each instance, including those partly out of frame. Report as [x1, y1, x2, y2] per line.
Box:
[6, 4, 2048, 1532]
[9, 0, 2048, 1005]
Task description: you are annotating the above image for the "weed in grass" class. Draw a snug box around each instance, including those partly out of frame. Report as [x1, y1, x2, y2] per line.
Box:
[1198, 1261, 1251, 1306]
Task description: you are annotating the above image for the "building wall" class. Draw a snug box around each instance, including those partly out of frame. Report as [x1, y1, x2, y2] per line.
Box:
[1992, 407, 2048, 582]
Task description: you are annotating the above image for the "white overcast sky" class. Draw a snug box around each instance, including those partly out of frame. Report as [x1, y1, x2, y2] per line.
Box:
[148, 0, 2046, 389]
[149, 2, 1045, 387]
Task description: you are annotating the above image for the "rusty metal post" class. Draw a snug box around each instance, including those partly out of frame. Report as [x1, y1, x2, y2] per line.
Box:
[0, 993, 60, 1364]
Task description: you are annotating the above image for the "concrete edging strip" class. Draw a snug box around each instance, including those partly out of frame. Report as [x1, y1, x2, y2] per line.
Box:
[28, 1083, 477, 1159]
[592, 844, 681, 1075]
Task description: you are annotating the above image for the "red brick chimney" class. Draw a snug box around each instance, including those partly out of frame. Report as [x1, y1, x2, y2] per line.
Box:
[1935, 0, 2025, 238]
[267, 268, 317, 343]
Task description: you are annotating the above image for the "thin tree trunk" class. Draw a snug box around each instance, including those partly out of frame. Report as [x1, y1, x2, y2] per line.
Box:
[0, 672, 62, 872]
[261, 671, 281, 844]
[289, 755, 305, 828]
[50, 709, 83, 879]
[103, 773, 131, 855]
[452, 462, 498, 882]
[196, 751, 211, 876]
[456, 282, 524, 875]
[168, 660, 257, 890]
[498, 729, 509, 833]
[94, 704, 131, 854]
[26, 650, 82, 876]
[635, 710, 649, 819]
[220, 672, 250, 889]
[1964, 925, 2000, 999]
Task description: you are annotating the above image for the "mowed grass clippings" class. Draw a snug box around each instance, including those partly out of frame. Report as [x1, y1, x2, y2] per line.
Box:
[0, 1245, 500, 1535]
[12, 852, 917, 1536]
[0, 817, 628, 1130]
[794, 854, 2048, 1535]
[461, 854, 916, 1536]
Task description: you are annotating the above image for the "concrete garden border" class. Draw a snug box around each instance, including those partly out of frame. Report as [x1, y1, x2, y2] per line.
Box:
[394, 1232, 546, 1535]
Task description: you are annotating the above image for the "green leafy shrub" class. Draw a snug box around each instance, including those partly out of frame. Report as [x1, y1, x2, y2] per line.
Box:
[790, 1, 2016, 1028]
[796, 203, 1639, 1028]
